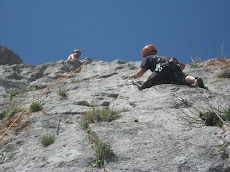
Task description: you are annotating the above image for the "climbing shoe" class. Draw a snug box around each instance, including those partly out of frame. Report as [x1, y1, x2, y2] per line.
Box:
[195, 78, 204, 88]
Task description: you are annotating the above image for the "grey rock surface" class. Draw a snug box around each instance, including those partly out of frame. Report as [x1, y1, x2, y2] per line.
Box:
[0, 57, 230, 172]
[0, 46, 23, 65]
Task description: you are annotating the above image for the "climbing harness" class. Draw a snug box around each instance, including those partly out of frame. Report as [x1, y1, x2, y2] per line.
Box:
[0, 59, 88, 141]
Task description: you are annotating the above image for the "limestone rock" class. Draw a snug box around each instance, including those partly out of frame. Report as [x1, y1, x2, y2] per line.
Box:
[0, 57, 230, 171]
[0, 46, 23, 65]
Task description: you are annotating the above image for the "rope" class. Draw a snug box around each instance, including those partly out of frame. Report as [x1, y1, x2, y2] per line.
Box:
[0, 59, 88, 141]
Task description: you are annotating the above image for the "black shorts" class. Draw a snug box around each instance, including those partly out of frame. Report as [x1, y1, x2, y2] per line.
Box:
[140, 63, 188, 89]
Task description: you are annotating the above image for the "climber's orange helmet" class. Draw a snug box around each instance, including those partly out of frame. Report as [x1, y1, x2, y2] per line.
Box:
[141, 44, 158, 58]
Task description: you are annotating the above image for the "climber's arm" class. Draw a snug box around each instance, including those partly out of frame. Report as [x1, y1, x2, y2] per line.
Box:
[129, 67, 147, 79]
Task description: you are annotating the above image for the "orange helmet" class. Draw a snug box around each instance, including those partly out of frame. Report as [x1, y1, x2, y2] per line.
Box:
[141, 44, 157, 58]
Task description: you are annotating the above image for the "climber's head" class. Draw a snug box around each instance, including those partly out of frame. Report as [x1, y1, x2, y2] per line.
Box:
[73, 49, 81, 58]
[141, 44, 158, 58]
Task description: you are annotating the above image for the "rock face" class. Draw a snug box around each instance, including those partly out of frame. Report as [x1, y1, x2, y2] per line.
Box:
[0, 46, 23, 65]
[0, 57, 230, 172]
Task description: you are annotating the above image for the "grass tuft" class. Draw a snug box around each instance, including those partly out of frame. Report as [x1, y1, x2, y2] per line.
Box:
[41, 134, 55, 147]
[218, 68, 230, 78]
[58, 90, 67, 97]
[9, 88, 37, 99]
[80, 107, 120, 131]
[91, 141, 113, 168]
[29, 102, 43, 112]
[1, 103, 24, 119]
[9, 91, 19, 100]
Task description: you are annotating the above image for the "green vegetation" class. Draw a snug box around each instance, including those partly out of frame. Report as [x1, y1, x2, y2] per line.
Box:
[0, 103, 24, 119]
[9, 87, 37, 99]
[219, 143, 230, 159]
[9, 91, 19, 100]
[218, 68, 230, 78]
[80, 119, 91, 131]
[91, 141, 113, 168]
[29, 102, 43, 112]
[58, 90, 67, 97]
[224, 108, 230, 121]
[41, 134, 55, 147]
[79, 107, 121, 167]
[200, 111, 223, 127]
[200, 108, 230, 128]
[80, 107, 120, 131]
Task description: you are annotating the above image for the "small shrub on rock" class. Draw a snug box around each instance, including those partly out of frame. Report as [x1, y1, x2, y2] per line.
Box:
[91, 141, 113, 168]
[58, 90, 67, 97]
[5, 106, 24, 119]
[9, 91, 19, 99]
[30, 102, 43, 112]
[41, 134, 55, 147]
[80, 119, 92, 131]
[218, 68, 230, 78]
[200, 111, 223, 127]
[200, 108, 230, 128]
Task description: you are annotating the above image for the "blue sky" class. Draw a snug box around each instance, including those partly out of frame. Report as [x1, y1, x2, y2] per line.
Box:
[1, 0, 230, 65]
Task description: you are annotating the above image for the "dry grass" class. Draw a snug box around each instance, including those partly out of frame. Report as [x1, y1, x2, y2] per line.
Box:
[204, 58, 230, 69]
[218, 68, 230, 78]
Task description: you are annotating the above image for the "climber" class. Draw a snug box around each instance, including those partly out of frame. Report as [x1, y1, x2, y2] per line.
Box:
[129, 44, 204, 90]
[67, 49, 81, 60]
